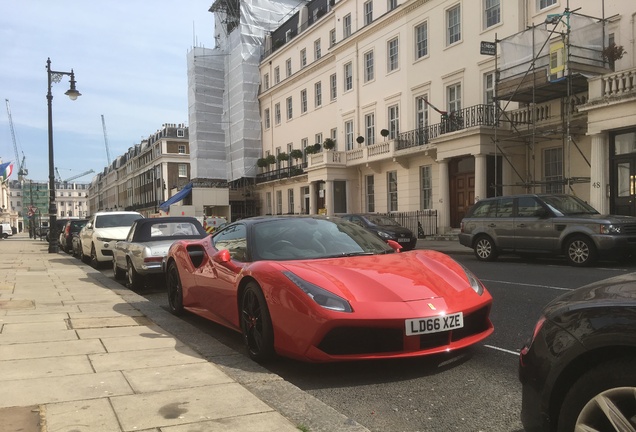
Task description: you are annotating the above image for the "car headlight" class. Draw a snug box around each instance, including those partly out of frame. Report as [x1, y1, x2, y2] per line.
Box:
[460, 264, 484, 296]
[600, 224, 621, 234]
[377, 230, 392, 239]
[283, 271, 353, 312]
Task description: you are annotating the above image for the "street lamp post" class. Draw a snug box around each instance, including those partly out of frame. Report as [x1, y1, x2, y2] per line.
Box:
[46, 58, 80, 253]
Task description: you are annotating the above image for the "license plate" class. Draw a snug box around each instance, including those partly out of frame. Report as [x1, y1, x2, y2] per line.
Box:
[397, 238, 410, 243]
[405, 312, 464, 336]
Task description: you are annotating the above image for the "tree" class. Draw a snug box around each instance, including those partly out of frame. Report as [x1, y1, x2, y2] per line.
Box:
[290, 149, 303, 161]
[305, 145, 317, 155]
[257, 158, 268, 168]
[265, 154, 277, 165]
[277, 152, 289, 162]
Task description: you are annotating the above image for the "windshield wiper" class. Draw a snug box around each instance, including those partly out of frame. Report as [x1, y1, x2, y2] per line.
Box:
[322, 252, 375, 258]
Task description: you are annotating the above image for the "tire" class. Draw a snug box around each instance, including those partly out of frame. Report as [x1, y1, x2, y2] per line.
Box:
[240, 282, 275, 363]
[565, 235, 597, 267]
[2, 233, 8, 239]
[90, 244, 99, 268]
[474, 236, 498, 262]
[127, 258, 143, 290]
[166, 262, 184, 315]
[79, 242, 90, 264]
[557, 357, 636, 432]
[113, 257, 125, 280]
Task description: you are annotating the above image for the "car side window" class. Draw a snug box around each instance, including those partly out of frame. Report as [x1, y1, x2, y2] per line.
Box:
[471, 201, 494, 217]
[516, 197, 544, 217]
[496, 198, 514, 218]
[213, 224, 248, 261]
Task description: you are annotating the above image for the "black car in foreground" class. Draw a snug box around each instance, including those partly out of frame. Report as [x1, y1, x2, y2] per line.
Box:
[339, 213, 418, 250]
[519, 273, 636, 431]
[60, 218, 88, 254]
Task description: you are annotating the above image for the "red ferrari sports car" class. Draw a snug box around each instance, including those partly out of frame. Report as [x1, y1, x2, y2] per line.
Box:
[165, 215, 493, 363]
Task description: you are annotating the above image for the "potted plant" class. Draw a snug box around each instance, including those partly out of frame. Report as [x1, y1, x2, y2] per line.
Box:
[265, 154, 277, 165]
[323, 138, 336, 150]
[277, 152, 289, 162]
[313, 143, 322, 153]
[257, 158, 268, 168]
[305, 145, 317, 155]
[290, 149, 303, 161]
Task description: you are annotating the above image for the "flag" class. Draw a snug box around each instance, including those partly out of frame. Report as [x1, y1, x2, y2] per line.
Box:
[0, 162, 13, 182]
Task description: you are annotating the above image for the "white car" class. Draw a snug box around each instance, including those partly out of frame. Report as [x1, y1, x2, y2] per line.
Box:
[0, 223, 12, 239]
[79, 211, 143, 266]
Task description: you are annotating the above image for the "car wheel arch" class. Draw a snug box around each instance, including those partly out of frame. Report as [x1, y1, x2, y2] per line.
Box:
[547, 345, 636, 426]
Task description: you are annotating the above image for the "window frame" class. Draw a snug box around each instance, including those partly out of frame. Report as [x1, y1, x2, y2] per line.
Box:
[387, 37, 399, 72]
[330, 74, 337, 100]
[415, 21, 428, 60]
[345, 120, 354, 150]
[344, 62, 353, 91]
[315, 81, 322, 107]
[364, 0, 373, 26]
[343, 13, 352, 38]
[300, 89, 308, 114]
[484, 0, 500, 29]
[387, 171, 398, 212]
[364, 50, 374, 82]
[365, 113, 375, 146]
[446, 4, 461, 46]
[286, 97, 293, 120]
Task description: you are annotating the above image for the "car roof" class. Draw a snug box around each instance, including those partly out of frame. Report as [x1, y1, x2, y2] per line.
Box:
[133, 216, 200, 227]
[92, 211, 143, 217]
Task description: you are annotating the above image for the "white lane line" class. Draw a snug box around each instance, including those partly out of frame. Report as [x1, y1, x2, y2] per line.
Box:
[480, 279, 572, 291]
[484, 344, 520, 356]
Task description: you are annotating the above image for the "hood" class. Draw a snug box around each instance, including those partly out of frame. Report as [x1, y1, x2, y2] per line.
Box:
[94, 227, 133, 241]
[279, 250, 477, 302]
[544, 273, 636, 318]
[557, 214, 636, 223]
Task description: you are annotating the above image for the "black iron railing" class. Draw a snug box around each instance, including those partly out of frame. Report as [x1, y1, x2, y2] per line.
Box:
[378, 209, 438, 238]
[255, 163, 307, 184]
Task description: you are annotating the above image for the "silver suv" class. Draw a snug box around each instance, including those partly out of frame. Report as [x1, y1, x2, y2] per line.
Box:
[459, 194, 636, 266]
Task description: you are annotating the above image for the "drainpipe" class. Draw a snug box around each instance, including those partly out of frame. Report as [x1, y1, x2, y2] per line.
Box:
[631, 12, 636, 68]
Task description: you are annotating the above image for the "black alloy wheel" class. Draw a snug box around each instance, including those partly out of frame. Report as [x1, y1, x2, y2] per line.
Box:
[166, 262, 184, 315]
[240, 282, 275, 363]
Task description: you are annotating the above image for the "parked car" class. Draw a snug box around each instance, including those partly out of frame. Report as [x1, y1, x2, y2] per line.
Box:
[339, 213, 418, 251]
[48, 218, 71, 243]
[35, 224, 49, 239]
[164, 215, 493, 363]
[519, 273, 636, 431]
[459, 193, 636, 266]
[59, 219, 88, 254]
[78, 211, 144, 267]
[0, 223, 12, 239]
[113, 216, 207, 289]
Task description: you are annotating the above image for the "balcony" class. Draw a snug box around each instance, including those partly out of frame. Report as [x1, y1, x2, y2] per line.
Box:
[255, 163, 307, 184]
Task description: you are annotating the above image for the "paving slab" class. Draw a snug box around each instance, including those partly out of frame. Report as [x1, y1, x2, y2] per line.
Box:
[161, 411, 300, 432]
[0, 328, 78, 344]
[44, 398, 121, 432]
[100, 333, 184, 352]
[0, 338, 105, 361]
[76, 323, 168, 340]
[122, 362, 234, 393]
[0, 355, 94, 381]
[89, 346, 206, 372]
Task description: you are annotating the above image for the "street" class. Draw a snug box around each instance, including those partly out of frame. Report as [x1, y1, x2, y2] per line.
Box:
[101, 252, 636, 432]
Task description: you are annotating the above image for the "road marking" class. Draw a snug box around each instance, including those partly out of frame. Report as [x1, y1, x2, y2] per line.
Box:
[480, 279, 572, 291]
[484, 344, 520, 356]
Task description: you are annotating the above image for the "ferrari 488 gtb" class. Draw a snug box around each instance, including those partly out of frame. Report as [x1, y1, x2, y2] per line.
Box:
[164, 215, 493, 363]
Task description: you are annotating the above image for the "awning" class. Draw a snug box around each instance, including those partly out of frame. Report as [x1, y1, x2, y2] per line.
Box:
[159, 182, 193, 212]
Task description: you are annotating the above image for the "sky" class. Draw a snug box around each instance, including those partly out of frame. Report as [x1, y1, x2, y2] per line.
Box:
[0, 1, 215, 183]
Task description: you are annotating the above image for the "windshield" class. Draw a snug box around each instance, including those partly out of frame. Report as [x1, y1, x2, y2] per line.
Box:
[365, 215, 401, 226]
[540, 195, 599, 216]
[251, 217, 394, 261]
[95, 214, 143, 228]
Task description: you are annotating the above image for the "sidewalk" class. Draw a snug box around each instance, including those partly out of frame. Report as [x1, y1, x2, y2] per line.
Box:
[0, 234, 370, 432]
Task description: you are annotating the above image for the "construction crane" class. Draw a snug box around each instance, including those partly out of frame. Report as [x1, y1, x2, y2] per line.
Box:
[4, 99, 28, 180]
[55, 168, 95, 182]
[101, 115, 112, 166]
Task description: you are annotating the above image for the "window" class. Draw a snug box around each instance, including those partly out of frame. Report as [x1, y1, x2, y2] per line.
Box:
[264, 73, 270, 90]
[314, 39, 321, 60]
[345, 120, 354, 150]
[538, 0, 556, 10]
[387, 37, 399, 72]
[264, 108, 271, 129]
[177, 129, 185, 138]
[544, 147, 563, 193]
[286, 97, 293, 120]
[300, 89, 308, 113]
[285, 29, 293, 42]
[275, 103, 281, 125]
[484, 0, 500, 28]
[388, 104, 399, 139]
[329, 28, 336, 47]
[315, 133, 323, 147]
[266, 192, 272, 214]
[301, 138, 308, 162]
[212, 224, 247, 261]
[344, 62, 353, 91]
[365, 113, 375, 145]
[388, 0, 397, 11]
[447, 83, 461, 113]
[178, 145, 186, 154]
[276, 190, 283, 214]
[274, 66, 280, 84]
[446, 4, 461, 45]
[484, 72, 495, 104]
[330, 74, 337, 100]
[343, 14, 352, 38]
[366, 175, 375, 212]
[364, 1, 373, 25]
[286, 58, 292, 77]
[178, 164, 187, 178]
[315, 81, 322, 107]
[364, 50, 374, 82]
[420, 165, 432, 209]
[387, 171, 398, 211]
[288, 189, 294, 214]
[416, 96, 429, 144]
[300, 49, 307, 68]
[415, 21, 428, 59]
[331, 128, 337, 142]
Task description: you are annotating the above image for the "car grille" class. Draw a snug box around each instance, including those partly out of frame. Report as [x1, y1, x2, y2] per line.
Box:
[623, 224, 636, 235]
[101, 250, 114, 256]
[317, 306, 491, 356]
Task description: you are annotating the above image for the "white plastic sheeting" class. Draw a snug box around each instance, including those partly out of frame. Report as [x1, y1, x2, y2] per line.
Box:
[188, 0, 302, 182]
[499, 13, 606, 81]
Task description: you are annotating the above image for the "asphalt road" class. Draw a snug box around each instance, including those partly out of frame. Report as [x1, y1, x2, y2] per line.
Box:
[100, 253, 636, 432]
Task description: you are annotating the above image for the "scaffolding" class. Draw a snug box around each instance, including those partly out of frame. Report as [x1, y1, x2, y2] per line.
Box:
[493, 4, 611, 194]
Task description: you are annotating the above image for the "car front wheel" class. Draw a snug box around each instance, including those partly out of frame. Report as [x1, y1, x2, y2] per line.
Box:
[113, 258, 125, 280]
[127, 259, 143, 290]
[474, 236, 498, 262]
[565, 235, 597, 267]
[557, 357, 636, 432]
[79, 242, 90, 264]
[240, 282, 275, 363]
[166, 262, 184, 315]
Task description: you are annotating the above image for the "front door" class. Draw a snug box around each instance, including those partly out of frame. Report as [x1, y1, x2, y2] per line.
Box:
[611, 157, 636, 216]
[449, 157, 475, 228]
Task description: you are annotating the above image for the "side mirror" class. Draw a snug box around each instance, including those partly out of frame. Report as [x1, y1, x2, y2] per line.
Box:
[387, 240, 402, 252]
